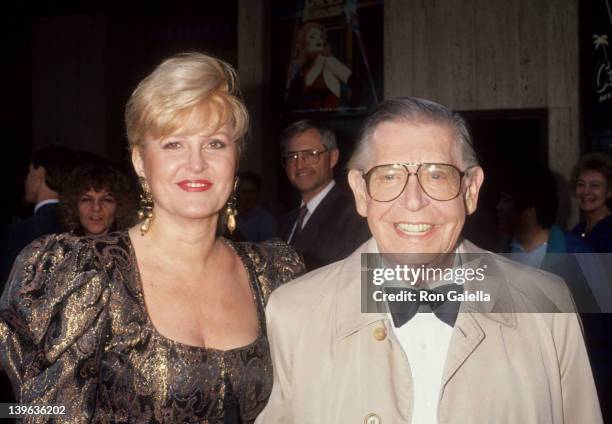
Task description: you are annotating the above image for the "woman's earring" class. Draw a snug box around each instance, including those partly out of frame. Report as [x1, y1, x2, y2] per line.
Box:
[138, 177, 154, 236]
[224, 178, 239, 234]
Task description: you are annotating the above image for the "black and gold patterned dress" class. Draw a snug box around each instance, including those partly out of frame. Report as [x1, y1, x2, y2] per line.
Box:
[0, 231, 303, 423]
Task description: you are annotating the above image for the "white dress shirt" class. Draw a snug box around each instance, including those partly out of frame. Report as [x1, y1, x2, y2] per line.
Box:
[390, 312, 453, 424]
[379, 242, 464, 424]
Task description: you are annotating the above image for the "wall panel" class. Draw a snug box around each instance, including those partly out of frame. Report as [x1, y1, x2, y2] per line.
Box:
[385, 0, 579, 222]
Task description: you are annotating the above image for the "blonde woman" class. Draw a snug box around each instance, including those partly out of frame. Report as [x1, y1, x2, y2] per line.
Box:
[0, 52, 303, 423]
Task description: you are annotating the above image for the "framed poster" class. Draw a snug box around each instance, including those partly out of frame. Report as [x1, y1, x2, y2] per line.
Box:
[272, 0, 383, 117]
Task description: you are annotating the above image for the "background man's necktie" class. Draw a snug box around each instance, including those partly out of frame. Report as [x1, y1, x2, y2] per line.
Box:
[290, 205, 308, 245]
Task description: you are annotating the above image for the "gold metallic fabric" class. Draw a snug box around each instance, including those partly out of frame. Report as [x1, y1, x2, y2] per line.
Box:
[0, 232, 304, 423]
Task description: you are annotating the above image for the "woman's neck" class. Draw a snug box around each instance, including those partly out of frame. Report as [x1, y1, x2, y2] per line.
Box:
[515, 225, 550, 253]
[584, 205, 610, 231]
[129, 212, 222, 270]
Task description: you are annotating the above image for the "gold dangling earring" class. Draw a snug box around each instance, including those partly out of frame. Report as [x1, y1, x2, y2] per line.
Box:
[224, 177, 239, 234]
[138, 177, 154, 236]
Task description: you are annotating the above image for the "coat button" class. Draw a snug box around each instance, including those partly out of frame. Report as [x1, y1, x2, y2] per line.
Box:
[364, 413, 381, 424]
[373, 326, 387, 341]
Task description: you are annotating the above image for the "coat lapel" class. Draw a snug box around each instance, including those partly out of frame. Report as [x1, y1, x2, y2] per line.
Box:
[335, 238, 387, 339]
[279, 208, 299, 242]
[441, 312, 485, 389]
[441, 240, 517, 388]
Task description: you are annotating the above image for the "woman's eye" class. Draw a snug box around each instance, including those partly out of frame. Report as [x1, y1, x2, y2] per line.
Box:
[102, 197, 116, 204]
[206, 139, 227, 150]
[163, 141, 182, 150]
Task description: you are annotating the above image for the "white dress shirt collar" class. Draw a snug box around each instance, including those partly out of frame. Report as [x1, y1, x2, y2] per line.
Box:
[301, 180, 335, 226]
[34, 199, 59, 214]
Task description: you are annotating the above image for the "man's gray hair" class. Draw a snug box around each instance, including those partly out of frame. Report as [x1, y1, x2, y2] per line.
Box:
[280, 119, 337, 152]
[347, 97, 479, 170]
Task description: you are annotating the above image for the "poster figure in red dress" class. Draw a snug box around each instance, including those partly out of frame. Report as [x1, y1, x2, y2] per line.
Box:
[286, 21, 356, 112]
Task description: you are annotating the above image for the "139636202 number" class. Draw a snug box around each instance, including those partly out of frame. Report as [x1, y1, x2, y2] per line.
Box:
[5, 404, 67, 417]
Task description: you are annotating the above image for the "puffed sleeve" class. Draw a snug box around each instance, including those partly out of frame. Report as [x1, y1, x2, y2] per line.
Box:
[247, 241, 305, 305]
[0, 234, 111, 422]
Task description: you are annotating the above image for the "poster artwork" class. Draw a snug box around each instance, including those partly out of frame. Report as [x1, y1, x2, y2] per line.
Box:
[274, 0, 383, 116]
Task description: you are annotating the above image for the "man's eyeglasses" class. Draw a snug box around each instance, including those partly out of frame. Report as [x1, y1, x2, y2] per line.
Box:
[362, 163, 470, 202]
[281, 147, 329, 168]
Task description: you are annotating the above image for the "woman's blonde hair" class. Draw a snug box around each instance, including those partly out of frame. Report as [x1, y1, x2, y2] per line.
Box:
[125, 52, 249, 155]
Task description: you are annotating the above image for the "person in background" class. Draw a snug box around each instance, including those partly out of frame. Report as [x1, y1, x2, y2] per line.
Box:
[569, 152, 612, 422]
[0, 145, 77, 286]
[571, 152, 612, 253]
[235, 171, 278, 242]
[495, 163, 607, 308]
[495, 163, 612, 416]
[59, 159, 137, 236]
[496, 163, 593, 255]
[0, 52, 303, 423]
[279, 119, 370, 271]
[0, 144, 77, 409]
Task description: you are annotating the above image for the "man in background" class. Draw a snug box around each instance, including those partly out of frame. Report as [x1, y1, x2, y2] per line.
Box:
[0, 145, 76, 287]
[279, 120, 370, 271]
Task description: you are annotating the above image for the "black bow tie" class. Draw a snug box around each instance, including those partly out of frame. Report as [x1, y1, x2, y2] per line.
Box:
[387, 284, 463, 328]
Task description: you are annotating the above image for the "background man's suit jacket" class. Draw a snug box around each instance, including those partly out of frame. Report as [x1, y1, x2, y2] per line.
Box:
[1, 202, 62, 288]
[279, 183, 370, 271]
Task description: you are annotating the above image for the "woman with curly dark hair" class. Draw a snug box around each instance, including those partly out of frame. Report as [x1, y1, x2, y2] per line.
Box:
[59, 159, 137, 235]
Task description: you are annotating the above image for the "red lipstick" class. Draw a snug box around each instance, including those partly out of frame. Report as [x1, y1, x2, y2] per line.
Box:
[177, 179, 213, 192]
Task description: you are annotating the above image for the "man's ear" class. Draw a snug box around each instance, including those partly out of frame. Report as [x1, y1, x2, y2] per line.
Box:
[36, 166, 46, 183]
[464, 166, 484, 215]
[131, 148, 145, 178]
[348, 169, 368, 218]
[32, 165, 47, 193]
[329, 148, 339, 169]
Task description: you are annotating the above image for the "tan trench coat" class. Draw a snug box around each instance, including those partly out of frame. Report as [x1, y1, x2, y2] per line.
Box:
[256, 239, 602, 424]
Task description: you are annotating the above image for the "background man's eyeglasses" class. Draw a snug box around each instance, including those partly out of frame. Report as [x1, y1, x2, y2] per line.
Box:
[281, 147, 329, 168]
[362, 163, 469, 202]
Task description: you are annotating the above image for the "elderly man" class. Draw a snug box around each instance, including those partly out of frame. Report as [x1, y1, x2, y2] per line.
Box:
[257, 98, 602, 423]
